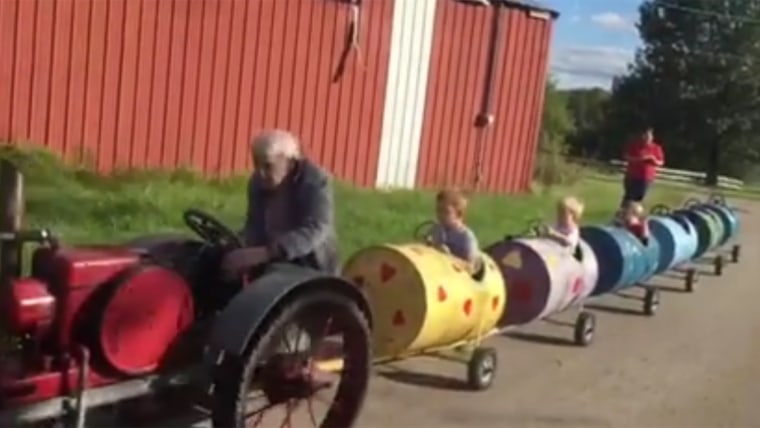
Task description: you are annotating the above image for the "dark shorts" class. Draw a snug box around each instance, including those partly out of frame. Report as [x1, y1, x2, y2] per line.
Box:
[622, 176, 650, 204]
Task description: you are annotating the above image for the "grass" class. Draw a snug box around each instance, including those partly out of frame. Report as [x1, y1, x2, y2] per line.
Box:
[700, 184, 760, 201]
[587, 169, 760, 202]
[1, 147, 688, 260]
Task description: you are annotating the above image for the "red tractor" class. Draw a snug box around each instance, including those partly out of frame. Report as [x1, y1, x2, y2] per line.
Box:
[0, 208, 372, 427]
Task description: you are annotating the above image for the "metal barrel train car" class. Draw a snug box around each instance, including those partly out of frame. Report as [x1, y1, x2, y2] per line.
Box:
[650, 196, 741, 284]
[338, 242, 505, 390]
[579, 224, 663, 314]
[485, 230, 599, 346]
[684, 196, 741, 263]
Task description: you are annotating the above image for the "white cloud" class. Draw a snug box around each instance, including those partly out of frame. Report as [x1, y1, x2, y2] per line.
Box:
[590, 12, 636, 33]
[550, 45, 635, 89]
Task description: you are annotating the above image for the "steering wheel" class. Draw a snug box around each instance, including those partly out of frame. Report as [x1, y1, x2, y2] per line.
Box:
[650, 204, 671, 216]
[525, 218, 549, 237]
[708, 192, 727, 206]
[183, 208, 242, 249]
[682, 197, 701, 208]
[505, 218, 546, 241]
[413, 220, 436, 243]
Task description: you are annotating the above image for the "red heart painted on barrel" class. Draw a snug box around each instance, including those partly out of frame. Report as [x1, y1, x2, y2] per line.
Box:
[571, 277, 583, 295]
[392, 310, 406, 326]
[380, 263, 396, 283]
[463, 299, 473, 316]
[437, 286, 448, 302]
[513, 281, 533, 301]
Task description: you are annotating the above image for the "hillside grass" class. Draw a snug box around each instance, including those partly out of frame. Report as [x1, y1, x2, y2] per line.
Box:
[0, 147, 688, 259]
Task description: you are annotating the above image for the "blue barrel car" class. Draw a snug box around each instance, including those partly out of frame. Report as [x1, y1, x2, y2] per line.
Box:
[686, 195, 742, 265]
[649, 204, 700, 291]
[707, 193, 741, 241]
[682, 199, 730, 252]
[579, 225, 662, 316]
[676, 207, 723, 254]
[672, 200, 728, 277]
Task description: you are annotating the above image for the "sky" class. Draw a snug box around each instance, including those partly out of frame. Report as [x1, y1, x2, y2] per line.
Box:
[540, 0, 644, 89]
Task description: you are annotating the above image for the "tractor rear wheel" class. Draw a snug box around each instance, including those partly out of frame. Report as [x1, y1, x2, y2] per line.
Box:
[211, 291, 371, 428]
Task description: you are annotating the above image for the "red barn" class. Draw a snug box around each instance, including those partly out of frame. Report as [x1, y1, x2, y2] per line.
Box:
[0, 0, 556, 193]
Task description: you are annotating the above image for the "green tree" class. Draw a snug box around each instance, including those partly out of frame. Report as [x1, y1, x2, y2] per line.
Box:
[535, 78, 577, 186]
[541, 79, 575, 145]
[563, 88, 611, 157]
[605, 0, 760, 183]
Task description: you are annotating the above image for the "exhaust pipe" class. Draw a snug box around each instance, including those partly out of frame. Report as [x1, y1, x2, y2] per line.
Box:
[0, 159, 24, 285]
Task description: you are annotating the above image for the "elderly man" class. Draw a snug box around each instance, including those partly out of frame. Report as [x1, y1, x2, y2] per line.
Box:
[221, 130, 339, 277]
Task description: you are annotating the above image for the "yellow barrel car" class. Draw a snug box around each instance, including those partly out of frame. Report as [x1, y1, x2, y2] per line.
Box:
[335, 242, 506, 390]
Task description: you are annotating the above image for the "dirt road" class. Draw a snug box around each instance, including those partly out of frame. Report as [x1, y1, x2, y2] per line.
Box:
[120, 199, 760, 428]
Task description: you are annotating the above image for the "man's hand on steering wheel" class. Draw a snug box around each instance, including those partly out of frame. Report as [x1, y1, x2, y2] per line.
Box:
[184, 208, 259, 279]
[221, 246, 272, 279]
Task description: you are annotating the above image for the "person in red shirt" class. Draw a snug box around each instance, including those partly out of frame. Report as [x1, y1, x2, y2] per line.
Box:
[622, 127, 665, 204]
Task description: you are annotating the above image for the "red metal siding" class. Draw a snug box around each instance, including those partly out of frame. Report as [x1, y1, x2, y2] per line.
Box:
[416, 2, 553, 193]
[519, 12, 553, 190]
[415, 1, 489, 190]
[0, 0, 394, 186]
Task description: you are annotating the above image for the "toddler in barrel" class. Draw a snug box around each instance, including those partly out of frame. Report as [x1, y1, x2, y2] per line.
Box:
[620, 201, 650, 242]
[428, 188, 482, 273]
[546, 196, 584, 252]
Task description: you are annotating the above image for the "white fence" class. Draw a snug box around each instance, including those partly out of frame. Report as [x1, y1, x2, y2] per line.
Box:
[608, 160, 744, 190]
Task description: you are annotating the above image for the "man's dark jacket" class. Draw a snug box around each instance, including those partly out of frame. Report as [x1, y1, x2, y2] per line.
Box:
[243, 159, 339, 274]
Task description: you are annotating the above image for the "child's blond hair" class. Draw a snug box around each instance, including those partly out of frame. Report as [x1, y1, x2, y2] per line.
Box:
[623, 201, 644, 217]
[436, 188, 469, 217]
[558, 196, 584, 222]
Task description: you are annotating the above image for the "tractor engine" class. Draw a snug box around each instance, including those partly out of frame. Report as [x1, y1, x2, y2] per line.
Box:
[0, 234, 196, 409]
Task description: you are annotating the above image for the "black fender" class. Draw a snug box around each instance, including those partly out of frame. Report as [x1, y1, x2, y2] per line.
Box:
[205, 263, 371, 362]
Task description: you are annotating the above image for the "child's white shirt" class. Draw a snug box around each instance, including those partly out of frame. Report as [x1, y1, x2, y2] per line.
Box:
[553, 223, 580, 249]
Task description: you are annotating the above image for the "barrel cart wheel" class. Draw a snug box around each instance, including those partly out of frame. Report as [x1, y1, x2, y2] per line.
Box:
[211, 291, 371, 428]
[685, 268, 698, 292]
[643, 288, 661, 316]
[466, 347, 498, 391]
[573, 312, 596, 347]
[731, 244, 741, 263]
[708, 193, 726, 205]
[714, 254, 724, 276]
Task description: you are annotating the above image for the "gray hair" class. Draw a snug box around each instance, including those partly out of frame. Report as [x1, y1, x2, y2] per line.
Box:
[251, 129, 302, 160]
